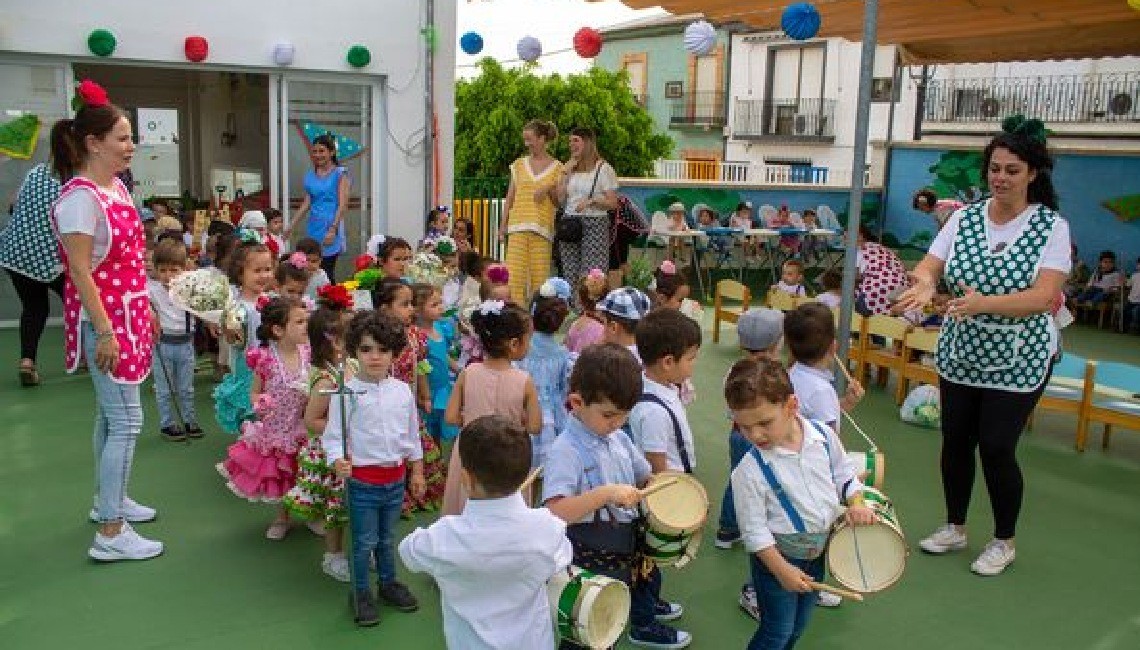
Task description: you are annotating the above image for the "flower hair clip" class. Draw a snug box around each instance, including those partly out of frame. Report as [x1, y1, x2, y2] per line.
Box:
[317, 284, 354, 310]
[1001, 114, 1050, 145]
[587, 268, 605, 282]
[433, 236, 456, 256]
[366, 234, 387, 258]
[478, 299, 505, 316]
[486, 264, 510, 285]
[72, 80, 109, 112]
[237, 227, 263, 245]
[354, 253, 376, 273]
[658, 260, 677, 275]
[288, 251, 308, 270]
[255, 293, 278, 313]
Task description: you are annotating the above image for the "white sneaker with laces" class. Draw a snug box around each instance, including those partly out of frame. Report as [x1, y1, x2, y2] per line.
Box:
[816, 591, 842, 607]
[919, 524, 967, 554]
[88, 523, 164, 562]
[322, 552, 351, 582]
[971, 539, 1015, 576]
[88, 496, 157, 523]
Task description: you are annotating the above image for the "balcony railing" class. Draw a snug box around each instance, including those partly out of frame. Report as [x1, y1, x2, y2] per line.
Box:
[924, 72, 1140, 124]
[669, 91, 726, 127]
[652, 159, 871, 187]
[733, 98, 837, 141]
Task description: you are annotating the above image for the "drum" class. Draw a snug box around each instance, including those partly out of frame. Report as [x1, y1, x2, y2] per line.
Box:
[826, 487, 907, 593]
[640, 471, 708, 568]
[548, 565, 630, 650]
[846, 450, 886, 488]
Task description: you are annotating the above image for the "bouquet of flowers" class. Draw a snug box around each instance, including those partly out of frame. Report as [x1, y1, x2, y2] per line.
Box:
[407, 251, 447, 287]
[169, 268, 233, 325]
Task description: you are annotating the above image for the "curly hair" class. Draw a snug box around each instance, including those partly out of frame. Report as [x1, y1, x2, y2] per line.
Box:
[346, 310, 408, 357]
[982, 132, 1059, 210]
[226, 241, 271, 287]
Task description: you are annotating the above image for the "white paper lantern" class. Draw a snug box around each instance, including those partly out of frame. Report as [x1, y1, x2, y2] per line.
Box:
[273, 43, 295, 66]
[517, 36, 542, 63]
[683, 20, 717, 56]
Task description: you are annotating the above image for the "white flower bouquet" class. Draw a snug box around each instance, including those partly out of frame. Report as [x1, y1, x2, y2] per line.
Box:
[407, 251, 448, 287]
[169, 269, 233, 325]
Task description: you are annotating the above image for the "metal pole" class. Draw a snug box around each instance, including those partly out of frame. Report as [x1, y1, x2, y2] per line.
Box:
[913, 64, 929, 142]
[424, 0, 436, 222]
[877, 50, 902, 243]
[836, 0, 880, 392]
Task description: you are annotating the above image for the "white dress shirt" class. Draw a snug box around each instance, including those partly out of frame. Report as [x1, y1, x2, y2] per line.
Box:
[322, 376, 422, 465]
[788, 362, 841, 429]
[731, 416, 863, 553]
[629, 374, 696, 472]
[399, 493, 573, 650]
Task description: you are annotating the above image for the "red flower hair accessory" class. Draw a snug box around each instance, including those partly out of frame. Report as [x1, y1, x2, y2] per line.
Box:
[486, 263, 509, 285]
[288, 251, 308, 270]
[317, 284, 354, 311]
[255, 293, 276, 313]
[75, 80, 110, 109]
[355, 253, 376, 272]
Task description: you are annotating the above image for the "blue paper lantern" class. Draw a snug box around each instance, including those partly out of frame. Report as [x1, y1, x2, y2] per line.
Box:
[460, 31, 484, 55]
[517, 36, 542, 63]
[781, 3, 822, 41]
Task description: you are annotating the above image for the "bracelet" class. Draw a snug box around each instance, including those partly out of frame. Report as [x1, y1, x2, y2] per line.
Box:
[95, 330, 115, 341]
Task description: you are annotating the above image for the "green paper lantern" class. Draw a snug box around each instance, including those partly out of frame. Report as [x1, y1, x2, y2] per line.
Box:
[346, 45, 371, 68]
[87, 29, 116, 57]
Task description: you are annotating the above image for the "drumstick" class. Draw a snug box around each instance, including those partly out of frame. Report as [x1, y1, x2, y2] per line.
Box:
[808, 581, 864, 602]
[639, 477, 680, 499]
[519, 466, 543, 492]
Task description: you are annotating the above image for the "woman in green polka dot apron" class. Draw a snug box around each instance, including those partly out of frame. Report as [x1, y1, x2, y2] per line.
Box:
[897, 117, 1071, 577]
[0, 162, 63, 386]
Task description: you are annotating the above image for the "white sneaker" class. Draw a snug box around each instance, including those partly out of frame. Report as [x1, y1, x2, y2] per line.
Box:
[971, 539, 1016, 576]
[88, 523, 164, 562]
[88, 496, 157, 523]
[817, 591, 842, 607]
[919, 524, 968, 554]
[322, 552, 351, 582]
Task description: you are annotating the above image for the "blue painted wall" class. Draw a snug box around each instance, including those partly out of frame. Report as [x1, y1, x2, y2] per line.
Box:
[884, 145, 1140, 268]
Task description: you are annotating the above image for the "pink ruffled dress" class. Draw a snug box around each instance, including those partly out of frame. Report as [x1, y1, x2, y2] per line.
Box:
[217, 344, 311, 503]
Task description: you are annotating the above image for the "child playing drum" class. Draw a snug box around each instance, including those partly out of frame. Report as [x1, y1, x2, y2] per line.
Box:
[398, 415, 572, 649]
[725, 357, 875, 650]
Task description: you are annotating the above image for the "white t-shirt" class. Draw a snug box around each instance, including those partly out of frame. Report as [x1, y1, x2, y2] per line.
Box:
[816, 292, 842, 309]
[928, 200, 1071, 274]
[565, 161, 618, 217]
[788, 362, 841, 429]
[629, 374, 696, 472]
[54, 185, 134, 265]
[148, 278, 192, 335]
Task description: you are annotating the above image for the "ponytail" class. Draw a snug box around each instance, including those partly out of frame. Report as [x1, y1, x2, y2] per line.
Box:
[50, 120, 81, 181]
[50, 100, 128, 181]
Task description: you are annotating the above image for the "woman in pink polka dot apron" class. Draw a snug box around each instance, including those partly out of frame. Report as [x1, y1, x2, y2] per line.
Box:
[51, 80, 163, 562]
[855, 226, 911, 316]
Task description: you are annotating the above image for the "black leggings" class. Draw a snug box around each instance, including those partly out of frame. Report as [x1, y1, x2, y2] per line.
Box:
[939, 374, 1049, 540]
[6, 269, 64, 363]
[320, 254, 339, 284]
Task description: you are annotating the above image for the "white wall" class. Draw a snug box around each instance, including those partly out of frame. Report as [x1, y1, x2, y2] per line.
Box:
[0, 0, 457, 246]
[726, 32, 917, 181]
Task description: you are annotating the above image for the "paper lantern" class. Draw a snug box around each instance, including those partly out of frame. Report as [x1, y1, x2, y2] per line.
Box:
[460, 31, 484, 55]
[184, 36, 209, 62]
[683, 20, 717, 56]
[273, 43, 295, 66]
[346, 45, 371, 68]
[87, 29, 116, 57]
[517, 36, 542, 63]
[781, 3, 822, 41]
[573, 27, 603, 59]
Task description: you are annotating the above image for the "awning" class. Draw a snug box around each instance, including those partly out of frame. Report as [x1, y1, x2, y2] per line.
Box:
[617, 0, 1140, 64]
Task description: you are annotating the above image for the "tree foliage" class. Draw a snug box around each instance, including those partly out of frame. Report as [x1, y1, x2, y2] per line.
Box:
[455, 59, 674, 178]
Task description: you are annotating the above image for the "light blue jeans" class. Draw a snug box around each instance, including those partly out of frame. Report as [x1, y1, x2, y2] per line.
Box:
[84, 322, 144, 524]
[151, 339, 197, 429]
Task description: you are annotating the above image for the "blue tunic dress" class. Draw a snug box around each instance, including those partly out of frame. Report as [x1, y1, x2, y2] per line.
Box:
[303, 166, 347, 258]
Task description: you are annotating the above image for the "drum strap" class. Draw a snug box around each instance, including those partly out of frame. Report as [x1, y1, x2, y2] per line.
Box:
[636, 392, 692, 474]
[750, 419, 845, 533]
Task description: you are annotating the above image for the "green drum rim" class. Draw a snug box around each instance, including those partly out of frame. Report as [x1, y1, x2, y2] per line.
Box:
[557, 569, 592, 642]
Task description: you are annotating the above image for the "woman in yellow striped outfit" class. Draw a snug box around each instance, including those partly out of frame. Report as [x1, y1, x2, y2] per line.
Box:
[498, 120, 562, 303]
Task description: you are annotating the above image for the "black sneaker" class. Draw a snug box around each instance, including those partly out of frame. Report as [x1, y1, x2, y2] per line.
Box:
[629, 621, 692, 649]
[161, 426, 186, 442]
[715, 528, 742, 550]
[654, 599, 683, 621]
[186, 424, 204, 439]
[378, 581, 419, 612]
[351, 589, 379, 627]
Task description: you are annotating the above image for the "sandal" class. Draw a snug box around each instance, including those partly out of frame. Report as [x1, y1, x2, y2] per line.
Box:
[18, 362, 40, 387]
[265, 520, 291, 540]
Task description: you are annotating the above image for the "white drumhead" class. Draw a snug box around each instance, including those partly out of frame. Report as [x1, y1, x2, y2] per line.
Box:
[643, 472, 708, 532]
[827, 521, 907, 593]
[578, 577, 631, 649]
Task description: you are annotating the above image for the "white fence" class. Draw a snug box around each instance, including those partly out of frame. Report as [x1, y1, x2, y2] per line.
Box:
[652, 159, 872, 187]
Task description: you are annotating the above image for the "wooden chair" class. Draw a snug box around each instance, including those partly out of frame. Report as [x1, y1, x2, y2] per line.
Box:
[861, 315, 911, 388]
[832, 308, 867, 381]
[895, 327, 941, 405]
[1028, 353, 1093, 439]
[713, 279, 751, 343]
[1080, 360, 1140, 452]
[766, 289, 812, 312]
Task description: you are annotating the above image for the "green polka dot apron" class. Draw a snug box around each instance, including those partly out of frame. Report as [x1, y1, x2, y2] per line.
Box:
[0, 163, 63, 282]
[936, 202, 1056, 393]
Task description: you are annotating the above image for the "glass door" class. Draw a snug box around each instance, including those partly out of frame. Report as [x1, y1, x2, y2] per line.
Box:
[271, 75, 382, 281]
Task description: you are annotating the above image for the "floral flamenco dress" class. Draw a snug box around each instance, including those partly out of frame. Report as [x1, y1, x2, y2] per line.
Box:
[283, 360, 358, 528]
[396, 326, 445, 515]
[213, 294, 262, 434]
[217, 344, 310, 502]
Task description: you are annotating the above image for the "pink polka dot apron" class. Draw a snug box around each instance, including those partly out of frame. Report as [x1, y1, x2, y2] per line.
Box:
[53, 177, 153, 384]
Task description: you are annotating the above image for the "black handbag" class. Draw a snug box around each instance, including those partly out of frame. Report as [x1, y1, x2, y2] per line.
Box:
[555, 163, 603, 244]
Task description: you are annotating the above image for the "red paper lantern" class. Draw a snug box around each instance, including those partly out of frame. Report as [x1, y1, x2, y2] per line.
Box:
[573, 27, 603, 59]
[185, 36, 209, 63]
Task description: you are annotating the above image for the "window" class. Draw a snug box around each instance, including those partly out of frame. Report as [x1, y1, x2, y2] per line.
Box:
[210, 168, 264, 203]
[871, 77, 897, 102]
[767, 44, 826, 103]
[621, 53, 648, 105]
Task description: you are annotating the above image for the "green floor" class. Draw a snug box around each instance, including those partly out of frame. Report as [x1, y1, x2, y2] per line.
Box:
[2, 323, 1139, 650]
